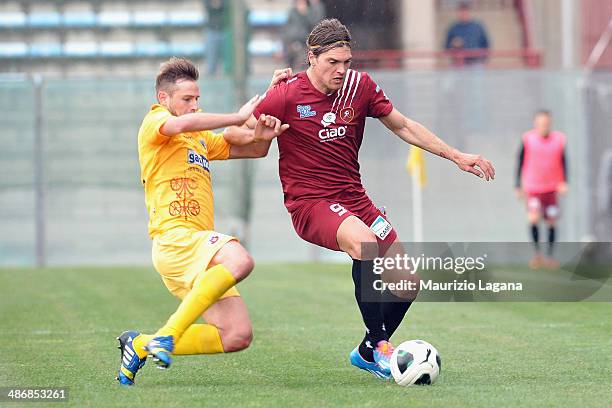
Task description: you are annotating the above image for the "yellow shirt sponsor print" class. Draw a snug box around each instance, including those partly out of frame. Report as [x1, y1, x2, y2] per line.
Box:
[138, 104, 230, 238]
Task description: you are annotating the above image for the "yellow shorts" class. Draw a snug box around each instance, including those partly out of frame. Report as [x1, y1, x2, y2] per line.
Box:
[152, 228, 240, 300]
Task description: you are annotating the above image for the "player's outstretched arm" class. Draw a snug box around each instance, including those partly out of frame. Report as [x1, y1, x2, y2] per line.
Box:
[159, 95, 262, 137]
[226, 114, 289, 159]
[221, 66, 291, 158]
[380, 108, 495, 181]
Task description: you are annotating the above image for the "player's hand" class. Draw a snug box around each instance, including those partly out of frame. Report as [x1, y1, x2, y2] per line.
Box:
[515, 187, 525, 200]
[237, 94, 262, 123]
[254, 114, 290, 141]
[454, 152, 495, 181]
[268, 68, 293, 90]
[557, 182, 569, 196]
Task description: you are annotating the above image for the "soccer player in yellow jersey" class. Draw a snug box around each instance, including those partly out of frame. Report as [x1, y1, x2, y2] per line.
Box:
[116, 57, 289, 386]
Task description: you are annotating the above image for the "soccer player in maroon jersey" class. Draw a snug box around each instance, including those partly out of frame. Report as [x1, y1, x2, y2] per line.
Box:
[515, 110, 568, 269]
[238, 19, 495, 379]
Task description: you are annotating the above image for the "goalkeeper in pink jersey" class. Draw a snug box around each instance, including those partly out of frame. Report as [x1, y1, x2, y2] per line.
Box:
[516, 110, 569, 269]
[234, 19, 495, 379]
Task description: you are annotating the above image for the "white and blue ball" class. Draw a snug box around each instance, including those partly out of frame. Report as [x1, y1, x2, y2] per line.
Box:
[390, 340, 441, 386]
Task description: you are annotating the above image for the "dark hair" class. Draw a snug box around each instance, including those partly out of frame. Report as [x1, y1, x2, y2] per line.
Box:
[535, 109, 552, 117]
[156, 57, 199, 94]
[306, 18, 352, 64]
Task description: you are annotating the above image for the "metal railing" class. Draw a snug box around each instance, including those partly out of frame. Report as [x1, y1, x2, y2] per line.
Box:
[438, 0, 515, 10]
[352, 49, 543, 70]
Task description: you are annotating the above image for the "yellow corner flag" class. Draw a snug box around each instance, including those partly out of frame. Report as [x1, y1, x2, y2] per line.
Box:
[406, 146, 427, 188]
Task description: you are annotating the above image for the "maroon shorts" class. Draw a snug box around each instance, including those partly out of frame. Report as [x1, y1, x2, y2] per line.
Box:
[526, 191, 560, 221]
[289, 198, 398, 257]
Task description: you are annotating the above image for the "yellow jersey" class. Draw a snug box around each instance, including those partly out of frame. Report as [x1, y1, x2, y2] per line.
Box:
[137, 104, 230, 238]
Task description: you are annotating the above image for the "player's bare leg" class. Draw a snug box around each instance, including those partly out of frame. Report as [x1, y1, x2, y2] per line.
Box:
[337, 215, 379, 260]
[527, 208, 543, 269]
[208, 239, 255, 288]
[201, 297, 253, 352]
[543, 218, 560, 269]
[202, 242, 254, 352]
[146, 240, 253, 369]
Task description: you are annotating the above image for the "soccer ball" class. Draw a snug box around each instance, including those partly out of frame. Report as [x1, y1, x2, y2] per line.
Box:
[390, 340, 441, 386]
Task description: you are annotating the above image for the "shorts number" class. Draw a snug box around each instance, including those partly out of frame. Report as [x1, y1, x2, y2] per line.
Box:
[329, 203, 348, 217]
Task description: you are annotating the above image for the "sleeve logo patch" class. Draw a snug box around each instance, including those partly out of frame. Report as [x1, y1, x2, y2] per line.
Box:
[370, 215, 392, 240]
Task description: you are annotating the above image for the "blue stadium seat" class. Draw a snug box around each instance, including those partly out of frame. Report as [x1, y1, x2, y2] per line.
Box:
[63, 42, 98, 57]
[135, 42, 171, 57]
[98, 11, 130, 27]
[28, 12, 61, 28]
[133, 11, 167, 27]
[170, 43, 205, 56]
[100, 42, 134, 57]
[30, 43, 62, 58]
[248, 10, 288, 27]
[248, 39, 282, 57]
[168, 10, 204, 26]
[0, 12, 26, 28]
[63, 11, 96, 28]
[0, 42, 28, 58]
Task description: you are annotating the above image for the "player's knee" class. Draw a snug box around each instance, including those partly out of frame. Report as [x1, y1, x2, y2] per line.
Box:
[528, 212, 540, 224]
[221, 245, 255, 282]
[222, 326, 253, 352]
[346, 230, 378, 260]
[385, 267, 420, 301]
[236, 251, 255, 280]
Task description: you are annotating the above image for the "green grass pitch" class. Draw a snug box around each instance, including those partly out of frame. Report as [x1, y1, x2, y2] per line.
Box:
[1, 264, 611, 407]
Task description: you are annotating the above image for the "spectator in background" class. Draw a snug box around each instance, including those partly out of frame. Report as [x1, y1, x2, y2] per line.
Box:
[309, 0, 326, 24]
[282, 0, 326, 70]
[205, 0, 226, 76]
[444, 1, 490, 67]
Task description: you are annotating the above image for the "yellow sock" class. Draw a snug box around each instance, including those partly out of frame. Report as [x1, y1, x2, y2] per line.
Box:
[156, 264, 236, 342]
[132, 334, 154, 359]
[131, 325, 222, 358]
[173, 324, 224, 355]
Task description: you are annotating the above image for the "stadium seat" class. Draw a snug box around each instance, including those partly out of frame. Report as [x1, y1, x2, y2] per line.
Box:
[29, 43, 62, 58]
[248, 10, 288, 27]
[0, 12, 26, 28]
[0, 42, 28, 58]
[168, 10, 205, 26]
[28, 12, 61, 28]
[170, 42, 205, 56]
[100, 42, 134, 57]
[248, 39, 282, 57]
[63, 11, 97, 28]
[98, 11, 130, 27]
[135, 42, 171, 57]
[133, 11, 167, 27]
[63, 42, 98, 57]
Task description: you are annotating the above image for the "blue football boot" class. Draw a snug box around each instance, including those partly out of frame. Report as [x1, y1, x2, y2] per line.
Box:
[349, 344, 392, 380]
[145, 335, 174, 369]
[116, 331, 146, 386]
[373, 340, 394, 377]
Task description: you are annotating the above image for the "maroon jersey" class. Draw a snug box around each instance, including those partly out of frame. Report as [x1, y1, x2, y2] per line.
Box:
[254, 69, 393, 211]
